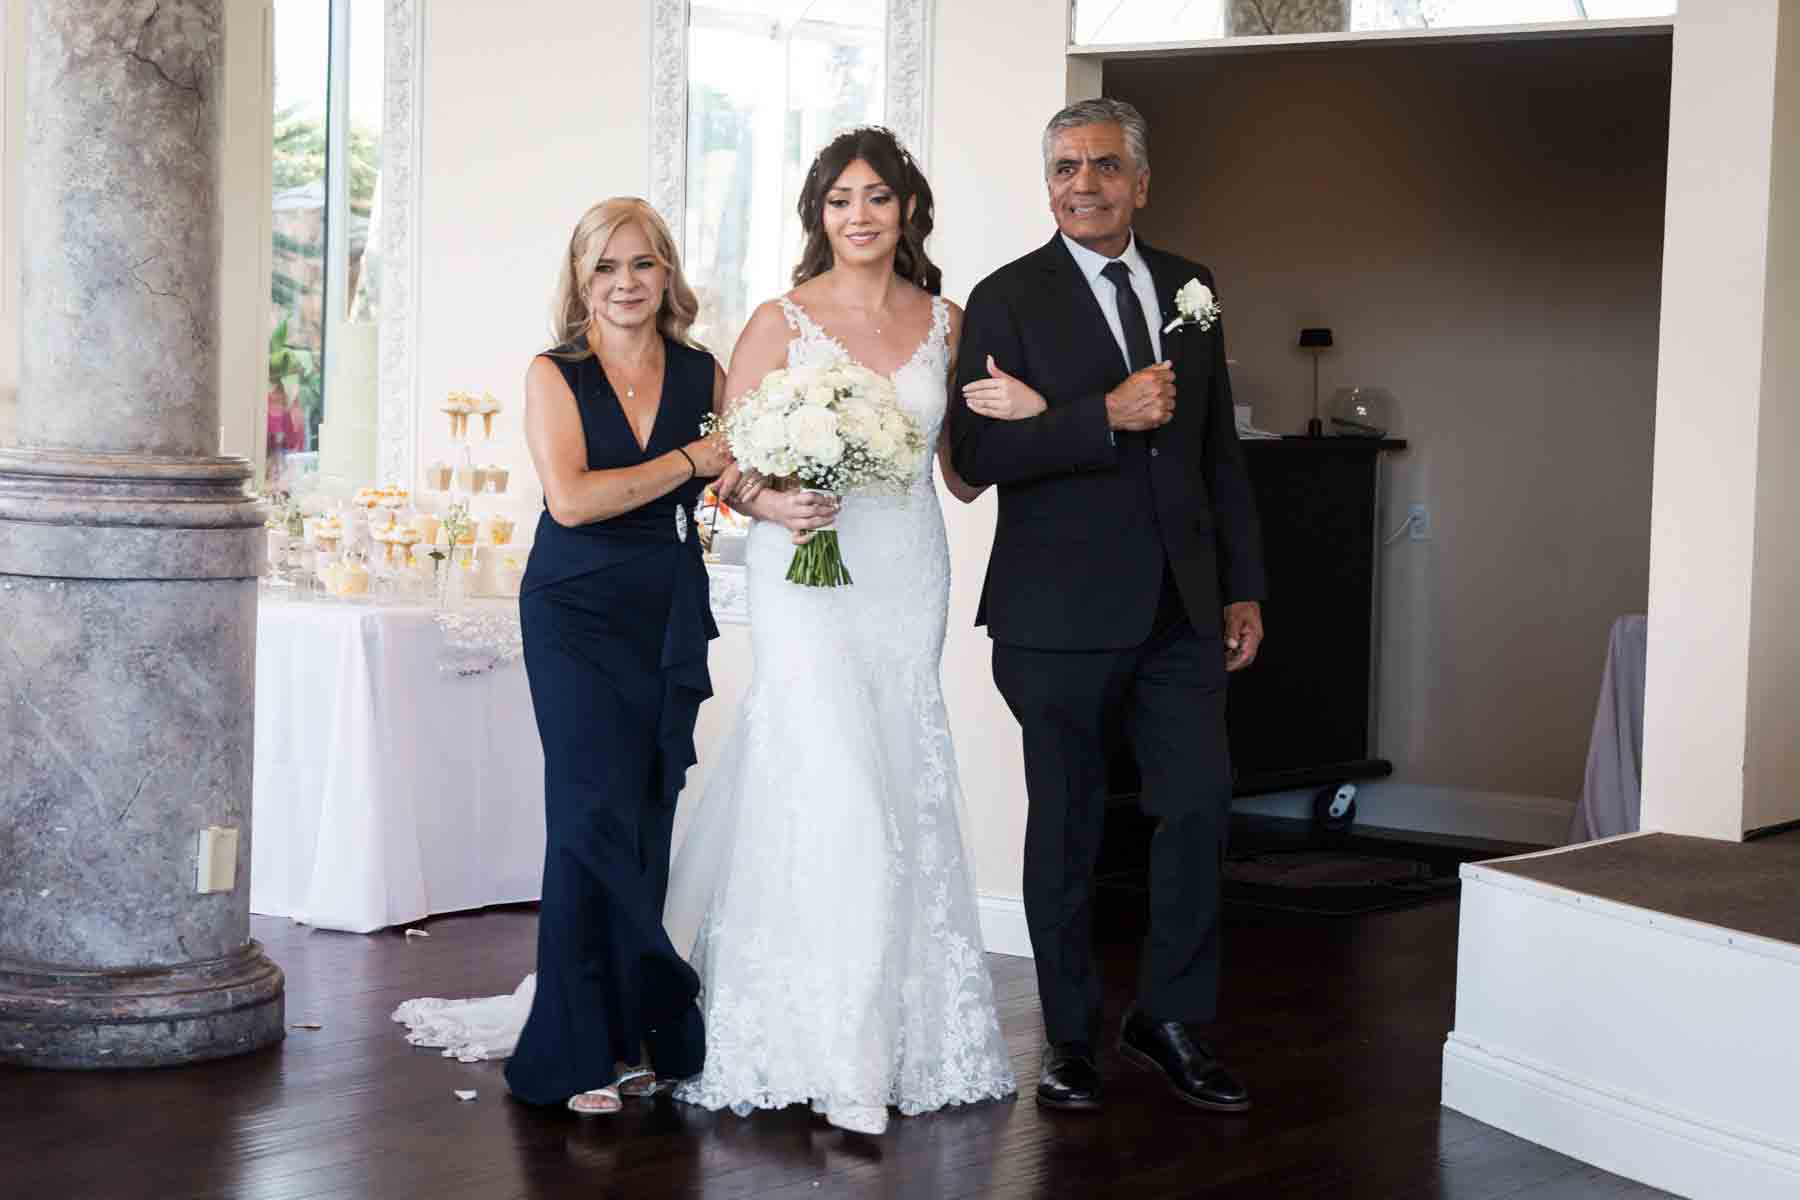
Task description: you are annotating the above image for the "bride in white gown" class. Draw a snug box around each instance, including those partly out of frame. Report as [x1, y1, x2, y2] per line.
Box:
[396, 128, 1030, 1134]
[664, 129, 1025, 1136]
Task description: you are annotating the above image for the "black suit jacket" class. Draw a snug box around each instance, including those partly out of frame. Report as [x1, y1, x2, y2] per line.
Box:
[949, 234, 1266, 651]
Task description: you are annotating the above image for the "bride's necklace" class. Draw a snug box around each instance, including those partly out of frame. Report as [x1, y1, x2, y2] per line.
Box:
[828, 288, 896, 336]
[857, 305, 890, 336]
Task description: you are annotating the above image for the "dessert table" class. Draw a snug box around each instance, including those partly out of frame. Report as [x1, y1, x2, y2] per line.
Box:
[250, 593, 545, 933]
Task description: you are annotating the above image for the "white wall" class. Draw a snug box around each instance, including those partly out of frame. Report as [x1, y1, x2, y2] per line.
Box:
[221, 1, 275, 462]
[1744, 0, 1800, 837]
[410, 0, 652, 526]
[1642, 0, 1800, 840]
[928, 0, 1079, 910]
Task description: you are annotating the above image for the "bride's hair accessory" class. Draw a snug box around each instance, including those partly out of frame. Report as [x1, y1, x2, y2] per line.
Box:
[793, 126, 942, 295]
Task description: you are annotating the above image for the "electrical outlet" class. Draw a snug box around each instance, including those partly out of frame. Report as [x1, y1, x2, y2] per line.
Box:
[1408, 503, 1432, 541]
[197, 827, 239, 894]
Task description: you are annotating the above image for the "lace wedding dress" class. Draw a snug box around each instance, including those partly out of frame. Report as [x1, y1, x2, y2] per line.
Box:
[394, 295, 1015, 1131]
[662, 296, 1015, 1135]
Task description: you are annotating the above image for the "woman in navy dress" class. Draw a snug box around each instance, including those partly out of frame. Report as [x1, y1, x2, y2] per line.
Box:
[505, 198, 730, 1114]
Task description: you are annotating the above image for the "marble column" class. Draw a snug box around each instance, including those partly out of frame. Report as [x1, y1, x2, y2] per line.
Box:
[0, 0, 283, 1068]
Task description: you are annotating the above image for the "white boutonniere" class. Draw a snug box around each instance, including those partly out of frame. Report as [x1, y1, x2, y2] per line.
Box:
[1163, 278, 1220, 334]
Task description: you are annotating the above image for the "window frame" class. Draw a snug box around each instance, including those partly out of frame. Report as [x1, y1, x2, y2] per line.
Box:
[648, 0, 933, 283]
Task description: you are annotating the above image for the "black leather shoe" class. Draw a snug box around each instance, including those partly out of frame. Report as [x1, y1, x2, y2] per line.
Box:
[1036, 1040, 1103, 1111]
[1118, 1007, 1251, 1113]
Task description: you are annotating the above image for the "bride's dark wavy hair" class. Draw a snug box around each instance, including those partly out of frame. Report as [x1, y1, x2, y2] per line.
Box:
[792, 127, 941, 295]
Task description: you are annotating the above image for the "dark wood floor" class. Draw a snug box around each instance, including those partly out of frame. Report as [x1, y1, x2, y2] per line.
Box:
[1, 873, 1671, 1198]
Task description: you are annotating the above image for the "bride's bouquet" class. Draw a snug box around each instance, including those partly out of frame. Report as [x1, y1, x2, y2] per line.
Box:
[703, 362, 925, 587]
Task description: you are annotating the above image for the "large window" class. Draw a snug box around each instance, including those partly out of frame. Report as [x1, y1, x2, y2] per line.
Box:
[684, 0, 887, 359]
[267, 0, 386, 490]
[1071, 0, 1676, 45]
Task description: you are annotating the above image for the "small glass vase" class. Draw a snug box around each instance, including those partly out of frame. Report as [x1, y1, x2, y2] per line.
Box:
[433, 551, 465, 611]
[1326, 387, 1394, 437]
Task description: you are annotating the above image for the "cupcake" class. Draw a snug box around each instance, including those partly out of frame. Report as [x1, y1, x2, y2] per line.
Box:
[485, 464, 510, 493]
[313, 516, 343, 555]
[338, 561, 370, 596]
[442, 391, 474, 439]
[469, 466, 491, 493]
[477, 392, 502, 439]
[455, 463, 477, 492]
[425, 461, 452, 491]
[486, 516, 515, 546]
[412, 513, 441, 545]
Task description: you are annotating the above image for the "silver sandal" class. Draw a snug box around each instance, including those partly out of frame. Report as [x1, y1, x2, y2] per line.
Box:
[613, 1066, 658, 1099]
[566, 1085, 623, 1116]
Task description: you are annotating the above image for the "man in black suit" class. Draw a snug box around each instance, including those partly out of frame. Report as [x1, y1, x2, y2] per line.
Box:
[949, 98, 1266, 1114]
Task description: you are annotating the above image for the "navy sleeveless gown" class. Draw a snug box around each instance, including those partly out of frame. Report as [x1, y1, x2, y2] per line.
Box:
[504, 337, 717, 1106]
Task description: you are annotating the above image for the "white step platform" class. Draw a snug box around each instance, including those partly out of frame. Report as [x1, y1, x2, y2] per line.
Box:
[1441, 832, 1800, 1200]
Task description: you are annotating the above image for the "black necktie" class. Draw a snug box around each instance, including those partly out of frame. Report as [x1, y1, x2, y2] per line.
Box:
[1101, 260, 1154, 374]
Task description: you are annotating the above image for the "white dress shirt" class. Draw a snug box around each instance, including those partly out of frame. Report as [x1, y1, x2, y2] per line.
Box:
[1061, 231, 1164, 370]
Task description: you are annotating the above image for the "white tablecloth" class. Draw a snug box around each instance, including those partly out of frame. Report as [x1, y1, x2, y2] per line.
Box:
[251, 597, 545, 932]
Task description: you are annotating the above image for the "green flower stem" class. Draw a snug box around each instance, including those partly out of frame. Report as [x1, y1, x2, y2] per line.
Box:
[786, 530, 852, 587]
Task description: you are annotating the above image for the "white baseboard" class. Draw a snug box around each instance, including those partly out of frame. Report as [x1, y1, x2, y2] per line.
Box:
[977, 892, 1033, 958]
[1233, 781, 1575, 847]
[1443, 1036, 1800, 1200]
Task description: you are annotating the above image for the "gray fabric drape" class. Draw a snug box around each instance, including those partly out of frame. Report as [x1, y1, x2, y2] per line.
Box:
[1570, 615, 1648, 844]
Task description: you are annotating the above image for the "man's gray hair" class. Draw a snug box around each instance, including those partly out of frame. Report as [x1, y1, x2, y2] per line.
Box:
[1042, 98, 1151, 176]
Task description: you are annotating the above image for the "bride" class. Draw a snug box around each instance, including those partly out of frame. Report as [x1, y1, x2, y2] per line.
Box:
[663, 126, 1024, 1136]
[395, 127, 1032, 1133]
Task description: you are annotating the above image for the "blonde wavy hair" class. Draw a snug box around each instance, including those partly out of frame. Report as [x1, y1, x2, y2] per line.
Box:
[549, 197, 701, 358]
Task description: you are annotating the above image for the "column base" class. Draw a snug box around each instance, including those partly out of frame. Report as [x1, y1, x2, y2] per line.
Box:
[0, 941, 285, 1070]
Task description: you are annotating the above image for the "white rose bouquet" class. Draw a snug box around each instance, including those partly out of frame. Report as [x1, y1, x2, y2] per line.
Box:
[703, 362, 925, 587]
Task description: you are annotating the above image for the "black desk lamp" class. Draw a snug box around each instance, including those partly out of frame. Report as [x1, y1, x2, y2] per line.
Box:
[1299, 327, 1333, 436]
